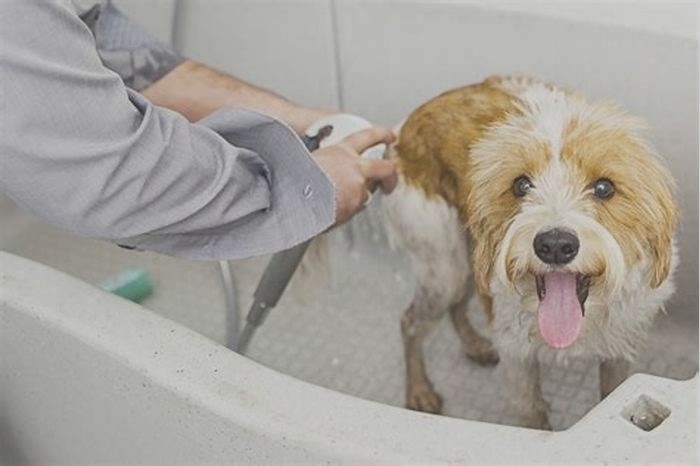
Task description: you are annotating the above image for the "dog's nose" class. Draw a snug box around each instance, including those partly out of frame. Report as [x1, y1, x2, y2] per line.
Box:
[533, 228, 579, 265]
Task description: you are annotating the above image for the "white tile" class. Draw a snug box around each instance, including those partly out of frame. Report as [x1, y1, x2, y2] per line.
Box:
[335, 2, 697, 316]
[174, 0, 339, 110]
[113, 0, 177, 44]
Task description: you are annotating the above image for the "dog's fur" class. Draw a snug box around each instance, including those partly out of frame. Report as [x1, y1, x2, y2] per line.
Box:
[380, 76, 678, 429]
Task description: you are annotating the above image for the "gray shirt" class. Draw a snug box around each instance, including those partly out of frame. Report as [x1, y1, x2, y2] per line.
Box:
[0, 0, 336, 260]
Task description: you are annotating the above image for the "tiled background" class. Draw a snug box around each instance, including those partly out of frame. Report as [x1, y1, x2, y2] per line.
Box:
[3, 1, 697, 430]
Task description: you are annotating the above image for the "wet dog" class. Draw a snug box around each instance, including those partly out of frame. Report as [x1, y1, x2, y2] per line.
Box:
[381, 76, 678, 429]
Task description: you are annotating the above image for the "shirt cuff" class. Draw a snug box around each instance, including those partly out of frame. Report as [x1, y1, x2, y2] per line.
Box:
[118, 107, 337, 260]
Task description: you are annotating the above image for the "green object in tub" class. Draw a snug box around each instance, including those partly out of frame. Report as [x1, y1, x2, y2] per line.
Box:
[99, 268, 153, 303]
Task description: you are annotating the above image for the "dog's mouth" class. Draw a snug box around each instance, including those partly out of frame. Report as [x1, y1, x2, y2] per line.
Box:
[534, 272, 591, 349]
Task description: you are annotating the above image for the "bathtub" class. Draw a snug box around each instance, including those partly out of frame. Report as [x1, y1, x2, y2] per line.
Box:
[2, 1, 698, 463]
[1, 251, 697, 464]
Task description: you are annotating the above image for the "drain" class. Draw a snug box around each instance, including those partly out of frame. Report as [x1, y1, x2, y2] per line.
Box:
[621, 394, 671, 431]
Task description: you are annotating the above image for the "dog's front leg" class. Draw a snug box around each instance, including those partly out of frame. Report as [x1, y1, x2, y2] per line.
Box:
[500, 355, 551, 430]
[599, 358, 630, 399]
[449, 293, 499, 365]
[401, 302, 442, 414]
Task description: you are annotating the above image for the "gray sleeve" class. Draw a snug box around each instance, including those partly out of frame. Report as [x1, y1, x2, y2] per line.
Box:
[0, 0, 336, 260]
[79, 0, 185, 91]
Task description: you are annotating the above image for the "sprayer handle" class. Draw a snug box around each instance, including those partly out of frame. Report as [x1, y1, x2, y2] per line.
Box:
[304, 113, 387, 160]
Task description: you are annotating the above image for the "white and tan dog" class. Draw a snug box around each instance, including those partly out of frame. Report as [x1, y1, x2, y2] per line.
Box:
[381, 76, 678, 429]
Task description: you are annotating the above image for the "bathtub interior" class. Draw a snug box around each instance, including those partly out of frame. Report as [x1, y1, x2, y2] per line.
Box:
[4, 247, 695, 465]
[0, 192, 697, 432]
[1, 0, 697, 438]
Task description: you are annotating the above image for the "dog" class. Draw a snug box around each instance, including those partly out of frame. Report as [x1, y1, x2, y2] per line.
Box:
[380, 76, 678, 429]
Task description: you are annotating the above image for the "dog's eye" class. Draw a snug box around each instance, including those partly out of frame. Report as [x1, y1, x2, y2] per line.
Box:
[512, 175, 533, 197]
[593, 178, 615, 199]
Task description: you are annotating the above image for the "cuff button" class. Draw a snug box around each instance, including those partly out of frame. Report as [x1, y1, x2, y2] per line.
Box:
[303, 184, 313, 198]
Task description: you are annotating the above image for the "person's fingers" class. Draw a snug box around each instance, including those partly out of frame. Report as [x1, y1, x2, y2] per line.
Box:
[379, 171, 399, 194]
[358, 158, 398, 194]
[341, 127, 395, 154]
[358, 158, 393, 179]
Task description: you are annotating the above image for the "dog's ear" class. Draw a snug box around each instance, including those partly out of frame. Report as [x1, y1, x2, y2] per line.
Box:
[649, 221, 676, 289]
[471, 238, 492, 296]
[469, 226, 506, 297]
[647, 185, 678, 289]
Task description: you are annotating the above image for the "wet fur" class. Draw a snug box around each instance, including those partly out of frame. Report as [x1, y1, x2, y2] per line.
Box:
[381, 76, 678, 428]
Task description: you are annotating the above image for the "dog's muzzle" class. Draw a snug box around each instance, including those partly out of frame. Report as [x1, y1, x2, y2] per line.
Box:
[531, 228, 591, 349]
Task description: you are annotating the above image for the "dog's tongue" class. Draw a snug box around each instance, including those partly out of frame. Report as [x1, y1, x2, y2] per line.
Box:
[537, 272, 582, 348]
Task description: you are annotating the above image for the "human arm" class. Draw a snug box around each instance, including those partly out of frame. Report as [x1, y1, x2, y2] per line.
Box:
[0, 0, 337, 259]
[80, 0, 329, 133]
[84, 0, 397, 227]
[141, 60, 397, 225]
[141, 59, 330, 134]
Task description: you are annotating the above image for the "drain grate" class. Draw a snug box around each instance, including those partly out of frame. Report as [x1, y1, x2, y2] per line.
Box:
[621, 394, 672, 431]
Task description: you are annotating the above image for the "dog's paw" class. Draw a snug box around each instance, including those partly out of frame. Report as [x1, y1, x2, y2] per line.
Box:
[406, 387, 443, 414]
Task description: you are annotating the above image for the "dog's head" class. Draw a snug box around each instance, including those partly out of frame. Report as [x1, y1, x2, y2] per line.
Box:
[465, 81, 678, 349]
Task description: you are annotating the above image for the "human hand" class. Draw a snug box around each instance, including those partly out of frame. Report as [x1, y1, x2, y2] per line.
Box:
[312, 127, 397, 227]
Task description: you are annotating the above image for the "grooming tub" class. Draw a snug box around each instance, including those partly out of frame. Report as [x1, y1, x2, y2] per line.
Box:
[2, 1, 697, 463]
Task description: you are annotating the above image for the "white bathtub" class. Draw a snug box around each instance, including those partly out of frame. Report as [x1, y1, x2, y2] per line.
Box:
[1, 251, 697, 464]
[2, 1, 698, 463]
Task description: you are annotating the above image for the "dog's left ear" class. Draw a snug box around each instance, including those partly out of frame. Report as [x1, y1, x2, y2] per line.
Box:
[647, 184, 678, 289]
[649, 229, 674, 288]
